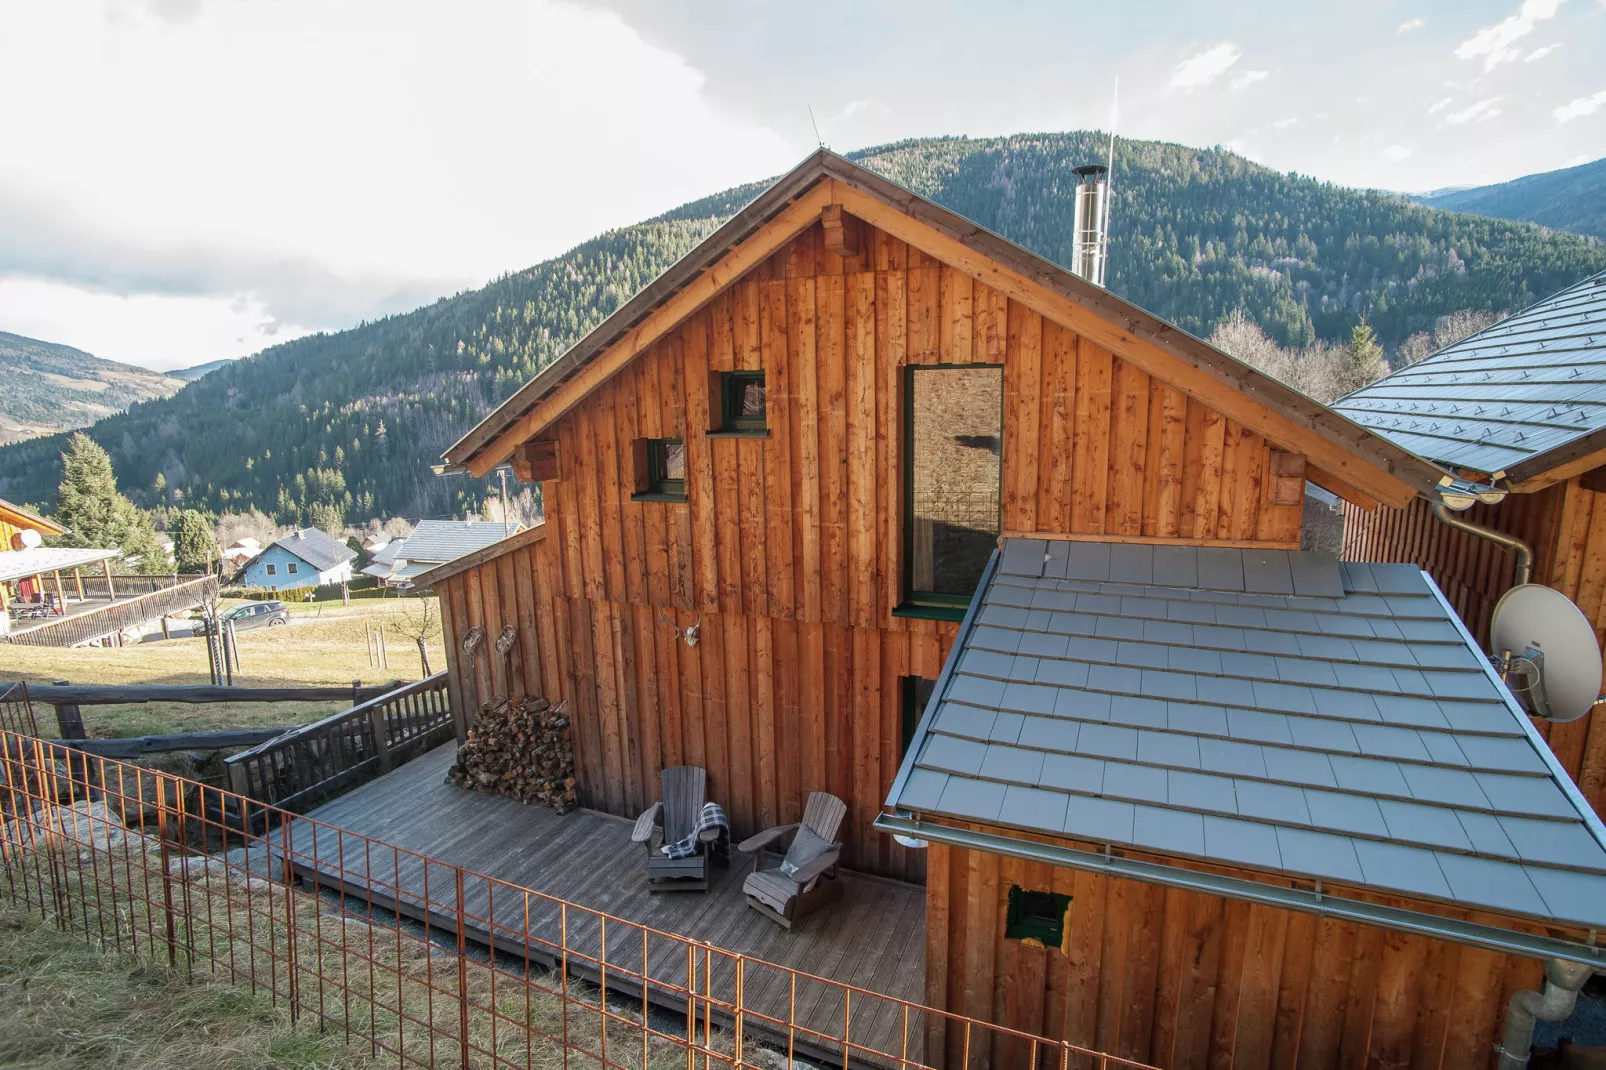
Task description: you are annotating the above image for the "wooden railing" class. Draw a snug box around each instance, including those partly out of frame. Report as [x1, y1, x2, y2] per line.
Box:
[224, 672, 452, 813]
[76, 572, 204, 600]
[6, 574, 217, 647]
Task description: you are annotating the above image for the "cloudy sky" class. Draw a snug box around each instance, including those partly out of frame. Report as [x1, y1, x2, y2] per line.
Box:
[2, 0, 1602, 373]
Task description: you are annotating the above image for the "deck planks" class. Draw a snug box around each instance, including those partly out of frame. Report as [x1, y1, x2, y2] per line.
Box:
[289, 746, 926, 1067]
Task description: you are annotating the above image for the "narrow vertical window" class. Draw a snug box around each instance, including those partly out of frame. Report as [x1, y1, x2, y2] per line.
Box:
[901, 676, 938, 757]
[903, 365, 1003, 612]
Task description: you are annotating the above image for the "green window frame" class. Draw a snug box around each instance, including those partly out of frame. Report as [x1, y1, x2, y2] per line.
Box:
[1005, 886, 1071, 947]
[632, 438, 687, 501]
[901, 676, 937, 757]
[712, 371, 767, 434]
[900, 364, 1003, 617]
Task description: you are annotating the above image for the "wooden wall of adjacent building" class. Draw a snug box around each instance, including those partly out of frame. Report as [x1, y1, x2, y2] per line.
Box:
[435, 213, 1308, 881]
[927, 839, 1545, 1070]
[1343, 478, 1606, 823]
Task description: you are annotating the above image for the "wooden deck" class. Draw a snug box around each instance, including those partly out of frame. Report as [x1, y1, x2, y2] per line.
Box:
[289, 745, 928, 1067]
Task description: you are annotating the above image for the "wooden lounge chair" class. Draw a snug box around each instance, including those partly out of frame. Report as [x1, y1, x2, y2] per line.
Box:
[631, 766, 717, 892]
[737, 792, 848, 928]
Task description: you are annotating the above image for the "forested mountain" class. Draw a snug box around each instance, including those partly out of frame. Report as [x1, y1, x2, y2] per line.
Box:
[0, 332, 183, 445]
[169, 358, 235, 382]
[3, 132, 1603, 525]
[1415, 157, 1606, 240]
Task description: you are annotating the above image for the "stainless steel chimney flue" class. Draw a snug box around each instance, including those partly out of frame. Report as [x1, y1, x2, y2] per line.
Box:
[1070, 164, 1110, 287]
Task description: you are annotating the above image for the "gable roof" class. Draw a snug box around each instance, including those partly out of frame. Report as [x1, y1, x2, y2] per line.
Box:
[0, 498, 66, 538]
[1335, 269, 1606, 486]
[441, 150, 1446, 509]
[392, 519, 519, 565]
[0, 546, 120, 584]
[267, 528, 355, 572]
[881, 537, 1606, 955]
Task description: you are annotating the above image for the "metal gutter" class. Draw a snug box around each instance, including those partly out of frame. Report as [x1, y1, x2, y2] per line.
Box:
[881, 548, 1001, 810]
[1429, 500, 1533, 586]
[872, 813, 1606, 968]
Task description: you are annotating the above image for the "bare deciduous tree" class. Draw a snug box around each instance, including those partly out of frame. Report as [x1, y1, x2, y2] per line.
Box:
[1394, 309, 1503, 367]
[391, 596, 443, 677]
[1209, 309, 1381, 404]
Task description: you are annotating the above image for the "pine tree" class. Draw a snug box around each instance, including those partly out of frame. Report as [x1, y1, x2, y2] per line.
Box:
[172, 510, 216, 573]
[1345, 317, 1386, 386]
[53, 433, 168, 571]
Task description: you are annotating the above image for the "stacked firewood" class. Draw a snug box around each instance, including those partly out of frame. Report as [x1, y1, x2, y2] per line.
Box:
[446, 696, 577, 812]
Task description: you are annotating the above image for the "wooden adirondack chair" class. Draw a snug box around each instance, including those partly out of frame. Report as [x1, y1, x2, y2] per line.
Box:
[736, 792, 848, 928]
[631, 766, 717, 892]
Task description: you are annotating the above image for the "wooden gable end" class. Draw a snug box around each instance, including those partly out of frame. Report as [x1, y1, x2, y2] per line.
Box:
[534, 214, 1307, 629]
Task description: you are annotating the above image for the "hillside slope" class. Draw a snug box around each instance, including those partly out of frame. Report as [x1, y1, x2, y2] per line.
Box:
[0, 332, 183, 445]
[3, 132, 1603, 522]
[1416, 157, 1606, 240]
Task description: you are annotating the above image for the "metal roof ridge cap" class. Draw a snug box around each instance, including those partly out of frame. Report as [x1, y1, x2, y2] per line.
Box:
[873, 813, 1606, 966]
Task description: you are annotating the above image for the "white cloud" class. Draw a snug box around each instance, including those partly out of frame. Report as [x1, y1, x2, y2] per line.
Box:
[1396, 17, 1426, 33]
[1525, 43, 1561, 60]
[1168, 43, 1241, 91]
[1454, 0, 1565, 71]
[1231, 69, 1269, 90]
[1445, 97, 1504, 124]
[835, 99, 870, 121]
[1384, 145, 1415, 161]
[1555, 90, 1606, 122]
[1272, 117, 1299, 130]
[1426, 97, 1454, 116]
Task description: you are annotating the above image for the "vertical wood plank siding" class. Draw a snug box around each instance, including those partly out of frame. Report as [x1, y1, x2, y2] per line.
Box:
[929, 840, 1542, 1070]
[1343, 481, 1606, 822]
[439, 217, 1305, 880]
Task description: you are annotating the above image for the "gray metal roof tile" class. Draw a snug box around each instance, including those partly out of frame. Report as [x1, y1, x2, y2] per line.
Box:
[948, 674, 1007, 707]
[1311, 689, 1383, 722]
[1377, 799, 1475, 851]
[1456, 810, 1518, 857]
[1221, 650, 1278, 678]
[1434, 701, 1520, 735]
[1167, 646, 1224, 675]
[1138, 730, 1202, 770]
[988, 712, 1026, 745]
[1008, 656, 1043, 683]
[1419, 671, 1494, 701]
[1274, 659, 1340, 688]
[1055, 689, 1111, 721]
[1400, 765, 1490, 808]
[1192, 623, 1248, 649]
[1207, 677, 1259, 707]
[1235, 779, 1311, 824]
[1458, 736, 1551, 773]
[1288, 552, 1346, 597]
[1288, 717, 1360, 753]
[1064, 542, 1112, 581]
[1168, 601, 1220, 625]
[1268, 747, 1340, 788]
[1087, 663, 1143, 695]
[1253, 681, 1320, 715]
[1494, 817, 1606, 869]
[1115, 641, 1169, 669]
[1328, 755, 1412, 797]
[1226, 708, 1294, 745]
[959, 649, 1015, 679]
[1109, 544, 1154, 584]
[980, 604, 1030, 629]
[1078, 723, 1140, 761]
[1352, 840, 1453, 900]
[1254, 631, 1306, 659]
[1168, 770, 1238, 813]
[1434, 852, 1548, 917]
[1369, 565, 1427, 596]
[1524, 866, 1606, 928]
[969, 626, 1022, 653]
[936, 777, 1008, 823]
[1098, 613, 1147, 640]
[1350, 724, 1433, 763]
[1261, 608, 1321, 633]
[1294, 634, 1359, 661]
[1064, 796, 1136, 843]
[1039, 753, 1105, 793]
[1390, 668, 1433, 696]
[1067, 636, 1120, 662]
[1050, 611, 1099, 634]
[934, 702, 994, 740]
[1304, 789, 1390, 837]
[1029, 587, 1078, 612]
[1372, 695, 1451, 729]
[899, 768, 950, 810]
[1001, 538, 1049, 576]
[1024, 609, 1056, 631]
[1142, 618, 1195, 644]
[1475, 773, 1579, 818]
[1044, 539, 1071, 578]
[1316, 613, 1376, 638]
[999, 785, 1070, 831]
[1199, 738, 1268, 778]
[1407, 644, 1482, 671]
[1103, 761, 1170, 803]
[1203, 815, 1284, 869]
[1000, 682, 1059, 716]
[919, 734, 987, 776]
[1134, 805, 1206, 855]
[1197, 547, 1246, 591]
[1396, 619, 1462, 642]
[1276, 827, 1364, 882]
[1242, 551, 1296, 595]
[1169, 702, 1229, 735]
[1018, 716, 1081, 753]
[1348, 638, 1414, 666]
[1108, 695, 1170, 728]
[1420, 732, 1471, 767]
[1216, 605, 1270, 630]
[979, 744, 1047, 786]
[1017, 631, 1072, 659]
[1152, 545, 1199, 588]
[1333, 664, 1403, 692]
[1035, 658, 1091, 689]
[1367, 619, 1407, 642]
[1075, 592, 1123, 615]
[1138, 670, 1198, 702]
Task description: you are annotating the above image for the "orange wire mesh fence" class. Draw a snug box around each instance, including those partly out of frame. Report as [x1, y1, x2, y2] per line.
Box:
[0, 730, 1154, 1070]
[0, 682, 38, 737]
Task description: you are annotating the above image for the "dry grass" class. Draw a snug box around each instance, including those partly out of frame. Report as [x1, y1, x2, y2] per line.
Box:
[0, 600, 445, 739]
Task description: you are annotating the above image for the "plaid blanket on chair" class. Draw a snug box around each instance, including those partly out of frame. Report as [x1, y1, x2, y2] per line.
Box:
[661, 802, 728, 859]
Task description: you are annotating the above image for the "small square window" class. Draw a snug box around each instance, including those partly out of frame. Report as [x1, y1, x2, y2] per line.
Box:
[632, 438, 687, 501]
[287, 562, 299, 574]
[713, 371, 766, 433]
[265, 563, 277, 576]
[1005, 886, 1071, 949]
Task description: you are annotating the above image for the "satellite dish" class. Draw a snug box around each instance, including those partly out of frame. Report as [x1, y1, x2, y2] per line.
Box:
[16, 529, 43, 549]
[1490, 585, 1603, 723]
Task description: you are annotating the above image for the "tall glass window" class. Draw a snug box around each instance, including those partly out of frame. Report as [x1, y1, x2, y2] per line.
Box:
[905, 365, 1003, 608]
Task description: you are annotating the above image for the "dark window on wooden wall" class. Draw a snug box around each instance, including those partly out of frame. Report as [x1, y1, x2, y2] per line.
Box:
[631, 438, 687, 501]
[711, 371, 767, 434]
[903, 365, 1003, 614]
[1005, 886, 1071, 947]
[901, 676, 937, 757]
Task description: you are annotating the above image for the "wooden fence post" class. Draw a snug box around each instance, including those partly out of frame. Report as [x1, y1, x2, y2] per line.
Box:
[49, 680, 86, 740]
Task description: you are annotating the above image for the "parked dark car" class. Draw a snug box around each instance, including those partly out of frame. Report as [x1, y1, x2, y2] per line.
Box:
[201, 600, 289, 634]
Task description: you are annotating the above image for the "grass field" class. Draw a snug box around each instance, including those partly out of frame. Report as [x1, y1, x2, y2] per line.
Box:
[0, 598, 445, 739]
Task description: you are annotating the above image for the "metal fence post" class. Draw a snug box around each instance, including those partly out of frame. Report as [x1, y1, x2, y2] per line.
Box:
[281, 812, 299, 1024]
[456, 867, 470, 1070]
[155, 773, 177, 967]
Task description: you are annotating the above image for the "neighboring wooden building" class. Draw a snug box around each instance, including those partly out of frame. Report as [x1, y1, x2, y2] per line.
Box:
[0, 497, 65, 548]
[1337, 269, 1606, 825]
[421, 149, 1442, 885]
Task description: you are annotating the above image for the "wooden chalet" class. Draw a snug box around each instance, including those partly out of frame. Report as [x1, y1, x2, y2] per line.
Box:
[1338, 269, 1606, 827]
[411, 152, 1606, 1066]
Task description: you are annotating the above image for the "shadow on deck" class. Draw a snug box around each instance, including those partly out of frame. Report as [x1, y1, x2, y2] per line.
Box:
[288, 745, 929, 1068]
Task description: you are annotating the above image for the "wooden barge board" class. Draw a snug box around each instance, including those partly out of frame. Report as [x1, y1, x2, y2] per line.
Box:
[288, 745, 928, 1068]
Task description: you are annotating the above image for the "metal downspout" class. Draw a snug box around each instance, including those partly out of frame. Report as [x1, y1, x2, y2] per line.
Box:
[1495, 959, 1596, 1070]
[1430, 500, 1533, 587]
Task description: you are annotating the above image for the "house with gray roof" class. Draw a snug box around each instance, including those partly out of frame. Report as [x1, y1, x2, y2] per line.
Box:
[240, 528, 355, 591]
[360, 519, 519, 587]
